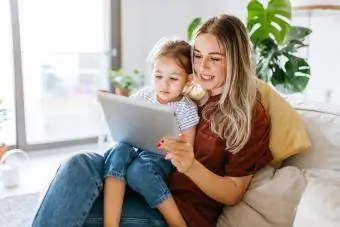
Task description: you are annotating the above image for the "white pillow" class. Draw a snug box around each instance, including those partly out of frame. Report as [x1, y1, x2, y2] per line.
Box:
[284, 106, 340, 170]
[293, 179, 340, 227]
[217, 166, 306, 227]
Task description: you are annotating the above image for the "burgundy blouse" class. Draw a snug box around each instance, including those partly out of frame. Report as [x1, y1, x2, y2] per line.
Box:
[167, 94, 272, 227]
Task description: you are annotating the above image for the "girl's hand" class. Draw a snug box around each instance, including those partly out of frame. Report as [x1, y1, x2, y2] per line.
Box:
[158, 134, 195, 174]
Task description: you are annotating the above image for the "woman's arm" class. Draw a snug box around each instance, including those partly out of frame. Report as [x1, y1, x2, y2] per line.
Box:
[162, 139, 252, 206]
[185, 160, 252, 205]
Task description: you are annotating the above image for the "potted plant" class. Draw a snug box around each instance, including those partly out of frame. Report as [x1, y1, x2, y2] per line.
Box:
[187, 0, 312, 94]
[109, 68, 143, 96]
[0, 100, 8, 160]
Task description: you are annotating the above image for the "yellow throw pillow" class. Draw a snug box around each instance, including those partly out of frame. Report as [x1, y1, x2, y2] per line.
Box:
[257, 79, 311, 167]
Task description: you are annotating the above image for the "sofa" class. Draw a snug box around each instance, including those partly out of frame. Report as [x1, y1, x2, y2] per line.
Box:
[32, 93, 340, 227]
[217, 101, 340, 227]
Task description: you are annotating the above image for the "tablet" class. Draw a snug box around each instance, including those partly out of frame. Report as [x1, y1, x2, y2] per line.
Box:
[97, 92, 179, 153]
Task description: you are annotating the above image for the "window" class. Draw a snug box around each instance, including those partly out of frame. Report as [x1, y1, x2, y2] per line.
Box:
[0, 0, 16, 146]
[18, 0, 110, 143]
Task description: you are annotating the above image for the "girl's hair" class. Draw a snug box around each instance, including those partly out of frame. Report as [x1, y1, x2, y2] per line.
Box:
[147, 38, 192, 75]
[193, 14, 257, 154]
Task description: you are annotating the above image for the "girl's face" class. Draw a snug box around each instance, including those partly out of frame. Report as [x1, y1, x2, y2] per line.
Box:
[193, 33, 227, 96]
[153, 56, 189, 104]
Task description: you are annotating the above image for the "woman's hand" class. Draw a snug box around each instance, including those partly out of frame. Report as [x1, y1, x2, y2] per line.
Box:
[159, 134, 195, 174]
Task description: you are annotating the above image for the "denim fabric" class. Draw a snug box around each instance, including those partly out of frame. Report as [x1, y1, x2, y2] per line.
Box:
[104, 143, 174, 207]
[126, 150, 173, 207]
[31, 151, 171, 227]
[104, 143, 138, 181]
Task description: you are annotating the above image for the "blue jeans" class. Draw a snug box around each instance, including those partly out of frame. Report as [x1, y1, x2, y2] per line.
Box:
[104, 142, 173, 207]
[31, 152, 169, 227]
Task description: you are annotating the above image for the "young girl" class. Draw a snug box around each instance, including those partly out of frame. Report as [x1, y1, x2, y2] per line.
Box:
[103, 39, 199, 227]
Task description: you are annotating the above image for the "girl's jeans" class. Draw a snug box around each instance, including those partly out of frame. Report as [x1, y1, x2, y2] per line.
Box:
[31, 149, 170, 227]
[104, 142, 173, 207]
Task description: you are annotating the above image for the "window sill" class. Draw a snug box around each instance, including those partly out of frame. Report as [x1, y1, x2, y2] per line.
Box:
[0, 143, 102, 199]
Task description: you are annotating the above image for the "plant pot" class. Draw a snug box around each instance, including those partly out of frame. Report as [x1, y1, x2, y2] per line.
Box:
[0, 143, 7, 161]
[115, 88, 129, 96]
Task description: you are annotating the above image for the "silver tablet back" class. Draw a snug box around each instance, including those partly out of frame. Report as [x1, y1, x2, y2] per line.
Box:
[97, 92, 178, 153]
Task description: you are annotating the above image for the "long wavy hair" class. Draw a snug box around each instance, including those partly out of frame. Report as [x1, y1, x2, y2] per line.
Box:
[192, 15, 257, 154]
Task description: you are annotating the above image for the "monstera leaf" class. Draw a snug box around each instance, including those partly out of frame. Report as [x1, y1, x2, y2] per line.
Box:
[187, 17, 202, 41]
[285, 26, 312, 42]
[255, 27, 311, 93]
[247, 0, 291, 45]
[281, 26, 312, 53]
[247, 0, 311, 94]
[271, 54, 310, 93]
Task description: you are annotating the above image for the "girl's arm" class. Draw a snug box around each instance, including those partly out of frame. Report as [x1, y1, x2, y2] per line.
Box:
[180, 126, 196, 145]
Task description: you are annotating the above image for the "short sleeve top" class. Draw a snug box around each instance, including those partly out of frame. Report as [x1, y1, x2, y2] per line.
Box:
[130, 87, 199, 131]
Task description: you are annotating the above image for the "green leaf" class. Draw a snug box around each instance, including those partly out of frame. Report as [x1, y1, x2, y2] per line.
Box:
[281, 39, 307, 53]
[273, 75, 309, 94]
[187, 17, 202, 41]
[271, 65, 286, 85]
[109, 68, 142, 90]
[285, 76, 309, 93]
[254, 38, 278, 81]
[284, 26, 312, 43]
[271, 54, 310, 93]
[280, 26, 311, 52]
[247, 0, 291, 45]
[255, 38, 278, 56]
[285, 54, 310, 76]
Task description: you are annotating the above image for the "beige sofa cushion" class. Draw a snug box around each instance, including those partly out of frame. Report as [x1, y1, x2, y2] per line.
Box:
[217, 166, 306, 227]
[293, 178, 340, 227]
[217, 167, 340, 227]
[284, 103, 340, 170]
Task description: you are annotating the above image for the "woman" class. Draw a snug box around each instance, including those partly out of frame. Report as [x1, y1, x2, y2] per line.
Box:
[32, 14, 272, 227]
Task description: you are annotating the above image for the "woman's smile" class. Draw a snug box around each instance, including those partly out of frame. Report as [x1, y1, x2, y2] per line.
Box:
[198, 72, 215, 81]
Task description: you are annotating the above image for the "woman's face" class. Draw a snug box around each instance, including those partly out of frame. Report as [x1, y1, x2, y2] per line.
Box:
[193, 33, 226, 96]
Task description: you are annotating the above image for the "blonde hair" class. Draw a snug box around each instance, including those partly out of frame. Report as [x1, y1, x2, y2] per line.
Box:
[193, 14, 257, 154]
[147, 38, 192, 76]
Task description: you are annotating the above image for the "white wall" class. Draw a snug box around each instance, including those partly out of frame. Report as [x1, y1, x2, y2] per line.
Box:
[293, 10, 340, 104]
[121, 0, 249, 84]
[122, 1, 340, 105]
